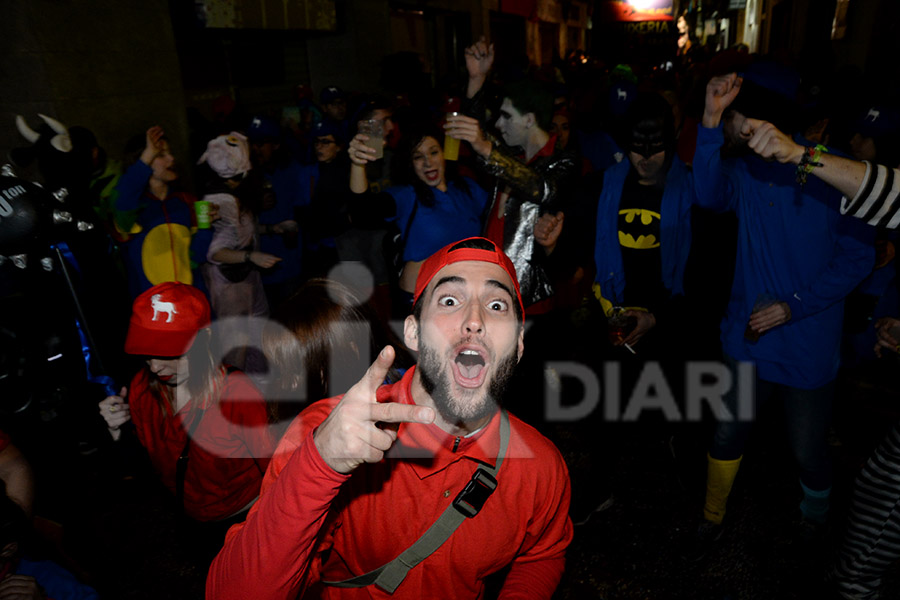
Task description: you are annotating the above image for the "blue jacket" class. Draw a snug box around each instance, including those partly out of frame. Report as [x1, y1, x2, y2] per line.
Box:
[258, 160, 309, 285]
[693, 124, 874, 388]
[593, 155, 694, 306]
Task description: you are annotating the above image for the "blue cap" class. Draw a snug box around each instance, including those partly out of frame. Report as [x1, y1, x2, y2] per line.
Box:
[852, 105, 900, 139]
[247, 116, 280, 142]
[312, 119, 344, 144]
[742, 60, 800, 102]
[320, 86, 346, 105]
[609, 81, 637, 117]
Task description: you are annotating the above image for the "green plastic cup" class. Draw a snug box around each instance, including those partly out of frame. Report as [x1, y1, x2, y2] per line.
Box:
[195, 200, 211, 229]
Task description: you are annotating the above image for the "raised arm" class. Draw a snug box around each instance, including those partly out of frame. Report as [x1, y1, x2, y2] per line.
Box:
[113, 126, 166, 230]
[465, 37, 494, 100]
[742, 118, 897, 226]
[692, 73, 744, 212]
[348, 132, 376, 194]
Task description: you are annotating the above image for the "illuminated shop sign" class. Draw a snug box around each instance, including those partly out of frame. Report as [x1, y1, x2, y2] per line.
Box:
[602, 0, 674, 22]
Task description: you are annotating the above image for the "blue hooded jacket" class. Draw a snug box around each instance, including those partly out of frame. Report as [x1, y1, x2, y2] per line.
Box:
[593, 154, 694, 307]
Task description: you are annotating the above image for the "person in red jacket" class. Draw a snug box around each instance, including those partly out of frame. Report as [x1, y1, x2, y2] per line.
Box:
[207, 237, 573, 599]
[98, 282, 275, 561]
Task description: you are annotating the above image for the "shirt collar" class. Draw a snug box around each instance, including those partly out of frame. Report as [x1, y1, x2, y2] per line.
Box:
[379, 367, 502, 479]
[529, 133, 558, 163]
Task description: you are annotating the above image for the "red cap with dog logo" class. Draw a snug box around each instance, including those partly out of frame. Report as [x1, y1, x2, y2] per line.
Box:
[124, 282, 211, 357]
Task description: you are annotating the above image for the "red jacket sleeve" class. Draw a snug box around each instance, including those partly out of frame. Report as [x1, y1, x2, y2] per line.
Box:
[206, 404, 349, 600]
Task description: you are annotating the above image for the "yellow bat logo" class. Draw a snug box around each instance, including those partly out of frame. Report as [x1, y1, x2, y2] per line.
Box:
[618, 208, 661, 249]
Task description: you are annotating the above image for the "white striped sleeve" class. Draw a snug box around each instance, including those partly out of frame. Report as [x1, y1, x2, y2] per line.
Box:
[841, 161, 900, 228]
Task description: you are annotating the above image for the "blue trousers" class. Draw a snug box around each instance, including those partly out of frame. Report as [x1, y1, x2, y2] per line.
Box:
[709, 355, 834, 491]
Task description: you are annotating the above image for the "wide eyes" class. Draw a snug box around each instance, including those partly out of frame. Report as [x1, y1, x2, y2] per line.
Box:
[437, 295, 509, 312]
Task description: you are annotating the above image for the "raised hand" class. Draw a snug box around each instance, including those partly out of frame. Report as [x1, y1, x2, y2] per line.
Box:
[464, 36, 495, 80]
[743, 118, 804, 164]
[140, 126, 166, 165]
[99, 387, 131, 440]
[314, 346, 435, 474]
[348, 133, 378, 166]
[703, 73, 742, 128]
[444, 113, 492, 158]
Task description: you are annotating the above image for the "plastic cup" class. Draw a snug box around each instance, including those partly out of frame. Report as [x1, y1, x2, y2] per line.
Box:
[358, 118, 385, 160]
[607, 307, 636, 345]
[195, 200, 211, 229]
[443, 112, 460, 161]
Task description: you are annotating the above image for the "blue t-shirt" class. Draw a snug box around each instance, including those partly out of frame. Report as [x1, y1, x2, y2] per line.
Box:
[387, 178, 488, 262]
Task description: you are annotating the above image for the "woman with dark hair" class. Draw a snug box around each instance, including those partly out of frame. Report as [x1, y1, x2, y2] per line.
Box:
[263, 278, 411, 433]
[98, 282, 275, 561]
[348, 124, 488, 312]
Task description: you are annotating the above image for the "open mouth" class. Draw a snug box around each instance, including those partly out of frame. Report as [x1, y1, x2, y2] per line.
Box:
[453, 347, 487, 388]
[424, 169, 440, 182]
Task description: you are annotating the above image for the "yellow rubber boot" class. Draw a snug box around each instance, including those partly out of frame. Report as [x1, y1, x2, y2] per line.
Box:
[703, 454, 742, 525]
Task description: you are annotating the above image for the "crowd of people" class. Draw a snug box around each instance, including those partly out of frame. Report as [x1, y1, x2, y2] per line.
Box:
[2, 29, 900, 600]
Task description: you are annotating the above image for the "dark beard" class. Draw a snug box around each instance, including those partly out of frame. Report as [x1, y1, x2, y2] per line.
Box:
[418, 343, 517, 427]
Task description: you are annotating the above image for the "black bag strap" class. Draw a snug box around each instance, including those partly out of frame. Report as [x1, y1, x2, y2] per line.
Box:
[324, 409, 510, 593]
[175, 366, 239, 514]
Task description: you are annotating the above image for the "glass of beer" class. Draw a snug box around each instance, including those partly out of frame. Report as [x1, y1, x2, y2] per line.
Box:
[358, 118, 385, 160]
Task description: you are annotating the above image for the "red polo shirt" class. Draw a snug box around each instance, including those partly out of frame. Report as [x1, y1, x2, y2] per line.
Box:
[207, 367, 573, 599]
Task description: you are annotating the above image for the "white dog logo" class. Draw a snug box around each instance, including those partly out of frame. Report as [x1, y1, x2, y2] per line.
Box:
[151, 294, 177, 323]
[867, 108, 880, 122]
[618, 88, 628, 101]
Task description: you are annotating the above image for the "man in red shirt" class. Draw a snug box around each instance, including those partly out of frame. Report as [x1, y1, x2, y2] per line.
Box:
[207, 237, 573, 599]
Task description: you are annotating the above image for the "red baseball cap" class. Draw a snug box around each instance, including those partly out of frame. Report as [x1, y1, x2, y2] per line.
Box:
[124, 282, 211, 357]
[413, 237, 523, 321]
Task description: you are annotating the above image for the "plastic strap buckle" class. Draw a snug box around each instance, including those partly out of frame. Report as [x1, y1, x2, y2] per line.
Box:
[452, 468, 498, 518]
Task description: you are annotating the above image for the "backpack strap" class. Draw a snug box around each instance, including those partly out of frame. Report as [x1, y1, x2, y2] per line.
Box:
[324, 409, 510, 593]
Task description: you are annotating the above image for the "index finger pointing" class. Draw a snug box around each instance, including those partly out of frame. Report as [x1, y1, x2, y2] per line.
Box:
[362, 346, 396, 394]
[370, 401, 434, 425]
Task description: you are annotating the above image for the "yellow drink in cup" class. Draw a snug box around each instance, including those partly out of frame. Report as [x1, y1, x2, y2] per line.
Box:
[443, 110, 460, 161]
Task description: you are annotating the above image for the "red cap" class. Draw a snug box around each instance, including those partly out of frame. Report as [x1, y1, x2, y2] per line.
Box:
[124, 282, 211, 357]
[413, 237, 523, 321]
